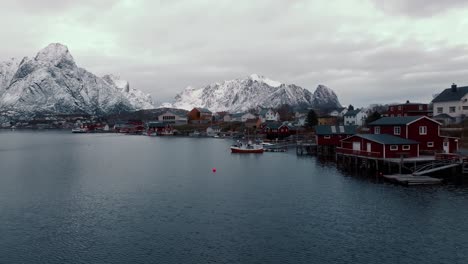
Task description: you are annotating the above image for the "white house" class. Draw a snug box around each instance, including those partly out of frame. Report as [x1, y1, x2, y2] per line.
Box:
[339, 108, 348, 117]
[206, 126, 221, 136]
[259, 109, 280, 122]
[329, 110, 340, 117]
[343, 109, 367, 126]
[158, 111, 188, 125]
[432, 83, 468, 123]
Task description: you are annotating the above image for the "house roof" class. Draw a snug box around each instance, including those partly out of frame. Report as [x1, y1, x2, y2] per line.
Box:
[348, 134, 419, 145]
[433, 113, 455, 120]
[432, 85, 468, 103]
[315, 125, 357, 135]
[264, 121, 285, 129]
[195, 107, 212, 114]
[369, 116, 422, 126]
[343, 109, 361, 117]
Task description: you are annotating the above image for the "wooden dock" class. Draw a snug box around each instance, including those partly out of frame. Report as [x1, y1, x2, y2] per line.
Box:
[382, 174, 443, 186]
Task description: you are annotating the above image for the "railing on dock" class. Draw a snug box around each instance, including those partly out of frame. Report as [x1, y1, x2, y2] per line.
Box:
[336, 147, 381, 158]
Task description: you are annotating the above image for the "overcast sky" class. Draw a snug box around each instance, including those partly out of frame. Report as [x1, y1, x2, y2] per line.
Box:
[1, 0, 468, 107]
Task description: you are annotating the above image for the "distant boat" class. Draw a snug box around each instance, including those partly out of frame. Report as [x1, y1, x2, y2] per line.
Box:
[189, 131, 201, 137]
[72, 127, 87, 133]
[230, 141, 264, 154]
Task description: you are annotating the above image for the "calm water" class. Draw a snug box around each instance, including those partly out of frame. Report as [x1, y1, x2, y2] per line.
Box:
[0, 131, 467, 264]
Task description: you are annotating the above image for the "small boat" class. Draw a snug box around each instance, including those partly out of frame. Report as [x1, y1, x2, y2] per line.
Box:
[230, 141, 264, 154]
[72, 127, 88, 133]
[189, 131, 201, 137]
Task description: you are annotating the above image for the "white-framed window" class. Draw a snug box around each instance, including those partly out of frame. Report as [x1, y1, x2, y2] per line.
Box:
[394, 126, 401, 135]
[390, 107, 394, 111]
[402, 145, 410, 151]
[374, 126, 380, 134]
[390, 145, 398, 151]
[427, 142, 434, 147]
[419, 126, 427, 135]
[398, 106, 402, 110]
[419, 105, 423, 110]
[324, 135, 331, 139]
[449, 107, 456, 113]
[437, 107, 443, 113]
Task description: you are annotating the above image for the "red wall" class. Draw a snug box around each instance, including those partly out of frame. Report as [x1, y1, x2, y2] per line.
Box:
[407, 119, 442, 153]
[341, 136, 419, 158]
[387, 104, 429, 117]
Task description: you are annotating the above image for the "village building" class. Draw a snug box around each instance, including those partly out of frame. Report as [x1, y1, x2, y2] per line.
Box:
[206, 125, 221, 136]
[262, 122, 295, 140]
[343, 109, 367, 126]
[339, 134, 420, 159]
[146, 122, 173, 135]
[315, 125, 357, 147]
[318, 116, 338, 126]
[188, 108, 213, 124]
[259, 109, 280, 122]
[158, 111, 188, 125]
[245, 118, 262, 129]
[338, 108, 348, 117]
[386, 101, 431, 117]
[367, 116, 458, 154]
[432, 83, 468, 123]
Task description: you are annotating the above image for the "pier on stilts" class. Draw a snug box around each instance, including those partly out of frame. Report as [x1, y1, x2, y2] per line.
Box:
[296, 141, 317, 155]
[335, 150, 468, 185]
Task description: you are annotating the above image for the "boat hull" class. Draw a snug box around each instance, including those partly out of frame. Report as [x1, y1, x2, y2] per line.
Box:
[230, 147, 264, 154]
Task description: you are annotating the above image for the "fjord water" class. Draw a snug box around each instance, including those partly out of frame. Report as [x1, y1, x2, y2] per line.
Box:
[0, 131, 467, 264]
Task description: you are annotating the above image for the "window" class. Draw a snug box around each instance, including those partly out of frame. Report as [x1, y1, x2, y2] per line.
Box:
[390, 145, 398, 151]
[390, 107, 394, 111]
[427, 142, 434, 147]
[402, 145, 410, 151]
[463, 106, 468, 110]
[449, 106, 456, 113]
[394, 126, 401, 135]
[398, 106, 402, 110]
[419, 105, 423, 110]
[324, 135, 331, 139]
[375, 126, 380, 134]
[419, 126, 427, 135]
[437, 107, 443, 113]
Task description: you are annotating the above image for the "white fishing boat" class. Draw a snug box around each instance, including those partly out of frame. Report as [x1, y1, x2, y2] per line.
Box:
[72, 127, 88, 133]
[230, 141, 264, 154]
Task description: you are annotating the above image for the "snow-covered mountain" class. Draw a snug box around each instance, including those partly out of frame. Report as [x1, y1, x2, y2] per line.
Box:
[165, 74, 341, 112]
[0, 43, 153, 118]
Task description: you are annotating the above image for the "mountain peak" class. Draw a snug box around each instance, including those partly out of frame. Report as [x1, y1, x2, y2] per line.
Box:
[248, 74, 282, 88]
[34, 43, 75, 68]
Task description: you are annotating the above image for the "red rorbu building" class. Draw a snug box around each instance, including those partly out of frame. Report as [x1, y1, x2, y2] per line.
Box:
[368, 116, 458, 154]
[339, 134, 419, 159]
[262, 122, 294, 140]
[386, 101, 431, 117]
[315, 125, 357, 146]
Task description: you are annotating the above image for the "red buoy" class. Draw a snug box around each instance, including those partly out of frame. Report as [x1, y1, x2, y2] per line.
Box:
[212, 168, 217, 173]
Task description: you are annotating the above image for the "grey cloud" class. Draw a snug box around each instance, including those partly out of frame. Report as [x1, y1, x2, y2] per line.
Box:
[371, 0, 468, 17]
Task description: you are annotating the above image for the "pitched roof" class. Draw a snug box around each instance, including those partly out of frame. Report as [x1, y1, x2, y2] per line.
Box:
[432, 85, 468, 103]
[349, 134, 419, 145]
[369, 116, 421, 125]
[343, 109, 361, 117]
[264, 121, 284, 129]
[315, 125, 357, 135]
[195, 107, 212, 114]
[433, 113, 455, 120]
